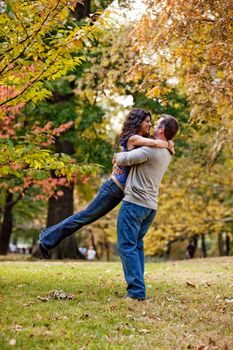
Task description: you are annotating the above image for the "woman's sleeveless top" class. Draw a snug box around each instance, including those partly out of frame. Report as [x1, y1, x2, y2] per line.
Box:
[114, 134, 133, 188]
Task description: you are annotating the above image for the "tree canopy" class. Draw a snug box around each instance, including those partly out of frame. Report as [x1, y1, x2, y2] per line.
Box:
[128, 0, 233, 147]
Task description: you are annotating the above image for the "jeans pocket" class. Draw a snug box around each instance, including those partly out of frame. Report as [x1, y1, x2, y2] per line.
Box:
[123, 202, 149, 221]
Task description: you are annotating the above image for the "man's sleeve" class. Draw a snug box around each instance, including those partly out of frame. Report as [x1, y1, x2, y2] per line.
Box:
[116, 147, 151, 166]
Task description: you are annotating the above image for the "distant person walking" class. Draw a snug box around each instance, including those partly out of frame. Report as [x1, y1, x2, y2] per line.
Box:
[87, 246, 96, 261]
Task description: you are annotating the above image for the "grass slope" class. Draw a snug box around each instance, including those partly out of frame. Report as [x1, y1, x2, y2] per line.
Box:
[0, 257, 232, 350]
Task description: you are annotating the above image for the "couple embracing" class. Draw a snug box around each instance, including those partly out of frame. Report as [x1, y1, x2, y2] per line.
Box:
[39, 109, 179, 301]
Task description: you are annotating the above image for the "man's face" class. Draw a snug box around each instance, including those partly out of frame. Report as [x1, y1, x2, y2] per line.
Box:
[153, 117, 164, 138]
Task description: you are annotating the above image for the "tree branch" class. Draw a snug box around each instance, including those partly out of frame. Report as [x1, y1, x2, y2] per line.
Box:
[0, 0, 63, 59]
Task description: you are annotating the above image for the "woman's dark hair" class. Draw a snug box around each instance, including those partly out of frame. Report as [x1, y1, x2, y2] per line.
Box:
[159, 114, 179, 140]
[119, 108, 152, 143]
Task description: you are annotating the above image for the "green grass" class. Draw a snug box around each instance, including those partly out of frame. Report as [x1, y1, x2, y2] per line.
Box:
[0, 257, 232, 350]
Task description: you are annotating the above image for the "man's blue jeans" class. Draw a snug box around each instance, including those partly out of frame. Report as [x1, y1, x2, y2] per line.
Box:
[40, 179, 124, 250]
[117, 201, 156, 300]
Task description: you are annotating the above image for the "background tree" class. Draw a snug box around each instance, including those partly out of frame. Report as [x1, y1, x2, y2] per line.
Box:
[29, 0, 116, 258]
[0, 0, 111, 255]
[144, 127, 233, 258]
[128, 0, 233, 151]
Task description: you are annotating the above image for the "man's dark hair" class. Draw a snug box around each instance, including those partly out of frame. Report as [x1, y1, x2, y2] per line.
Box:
[159, 114, 179, 140]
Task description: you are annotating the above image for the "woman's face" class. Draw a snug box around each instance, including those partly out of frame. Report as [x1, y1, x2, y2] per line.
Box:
[139, 116, 152, 136]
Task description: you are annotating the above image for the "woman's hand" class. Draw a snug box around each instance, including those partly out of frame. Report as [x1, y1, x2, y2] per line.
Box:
[168, 140, 175, 155]
[112, 161, 122, 175]
[112, 154, 122, 174]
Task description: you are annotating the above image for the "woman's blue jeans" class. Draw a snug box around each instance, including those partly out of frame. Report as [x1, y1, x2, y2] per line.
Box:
[117, 201, 156, 300]
[39, 179, 124, 250]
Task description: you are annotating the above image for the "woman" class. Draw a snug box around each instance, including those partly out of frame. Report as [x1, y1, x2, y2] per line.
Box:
[39, 109, 172, 258]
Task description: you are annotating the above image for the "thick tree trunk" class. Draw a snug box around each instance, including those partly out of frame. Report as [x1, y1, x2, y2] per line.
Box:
[193, 235, 198, 251]
[74, 0, 91, 20]
[47, 139, 78, 259]
[49, 183, 77, 259]
[201, 234, 207, 258]
[0, 191, 14, 255]
[218, 233, 224, 256]
[46, 0, 113, 258]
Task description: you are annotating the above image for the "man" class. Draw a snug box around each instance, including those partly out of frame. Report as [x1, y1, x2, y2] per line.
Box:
[115, 114, 179, 301]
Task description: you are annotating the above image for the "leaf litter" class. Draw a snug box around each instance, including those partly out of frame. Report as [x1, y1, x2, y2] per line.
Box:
[37, 290, 76, 302]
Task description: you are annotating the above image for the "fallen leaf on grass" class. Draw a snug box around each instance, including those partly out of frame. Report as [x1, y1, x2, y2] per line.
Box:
[22, 301, 34, 307]
[148, 315, 162, 321]
[138, 329, 150, 335]
[205, 282, 212, 287]
[225, 298, 233, 303]
[196, 346, 208, 350]
[43, 330, 52, 336]
[79, 313, 89, 319]
[186, 281, 197, 288]
[37, 296, 49, 302]
[13, 324, 23, 331]
[114, 291, 124, 298]
[109, 305, 117, 311]
[37, 290, 76, 302]
[48, 290, 76, 300]
[127, 314, 135, 320]
[166, 296, 179, 303]
[208, 337, 216, 346]
[9, 339, 16, 346]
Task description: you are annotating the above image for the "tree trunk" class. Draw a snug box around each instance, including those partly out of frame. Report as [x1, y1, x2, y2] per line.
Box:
[193, 235, 198, 251]
[0, 191, 14, 255]
[74, 0, 91, 20]
[45, 0, 92, 258]
[105, 241, 110, 261]
[49, 183, 77, 259]
[201, 234, 207, 258]
[165, 241, 171, 260]
[47, 139, 78, 259]
[218, 233, 224, 256]
[225, 234, 230, 256]
[99, 241, 104, 260]
[91, 233, 99, 260]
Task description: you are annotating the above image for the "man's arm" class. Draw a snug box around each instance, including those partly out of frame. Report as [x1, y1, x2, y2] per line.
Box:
[115, 147, 150, 166]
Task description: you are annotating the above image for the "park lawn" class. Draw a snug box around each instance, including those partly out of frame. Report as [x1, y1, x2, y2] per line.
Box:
[0, 257, 232, 350]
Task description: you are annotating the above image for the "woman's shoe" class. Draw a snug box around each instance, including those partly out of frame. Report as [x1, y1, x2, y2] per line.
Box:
[39, 243, 49, 259]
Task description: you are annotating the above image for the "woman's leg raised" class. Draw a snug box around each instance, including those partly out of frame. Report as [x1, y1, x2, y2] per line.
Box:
[40, 179, 123, 250]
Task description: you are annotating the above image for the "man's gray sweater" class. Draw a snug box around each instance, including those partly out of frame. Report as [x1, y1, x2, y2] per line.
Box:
[116, 146, 172, 210]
